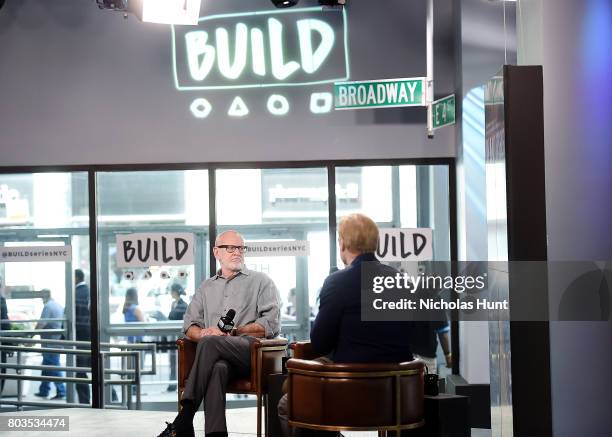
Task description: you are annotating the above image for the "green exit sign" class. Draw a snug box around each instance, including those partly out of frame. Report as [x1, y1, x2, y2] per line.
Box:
[432, 94, 456, 129]
[334, 78, 426, 110]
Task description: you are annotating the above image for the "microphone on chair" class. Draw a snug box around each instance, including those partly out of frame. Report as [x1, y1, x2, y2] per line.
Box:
[217, 309, 236, 333]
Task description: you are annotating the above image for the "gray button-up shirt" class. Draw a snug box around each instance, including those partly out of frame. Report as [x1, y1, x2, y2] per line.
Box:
[183, 268, 281, 338]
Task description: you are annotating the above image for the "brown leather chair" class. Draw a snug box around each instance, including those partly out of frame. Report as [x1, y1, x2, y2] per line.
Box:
[177, 337, 288, 437]
[287, 341, 425, 437]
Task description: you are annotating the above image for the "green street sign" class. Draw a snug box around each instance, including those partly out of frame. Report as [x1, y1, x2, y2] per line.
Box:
[432, 94, 456, 129]
[334, 78, 426, 110]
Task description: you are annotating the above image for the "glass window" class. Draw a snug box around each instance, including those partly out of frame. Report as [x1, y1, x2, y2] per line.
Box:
[97, 170, 209, 226]
[96, 169, 208, 410]
[335, 165, 450, 265]
[336, 166, 393, 222]
[0, 171, 90, 407]
[0, 172, 88, 229]
[0, 162, 455, 412]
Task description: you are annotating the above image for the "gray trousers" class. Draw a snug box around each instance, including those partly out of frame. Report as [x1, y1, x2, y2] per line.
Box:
[181, 336, 253, 434]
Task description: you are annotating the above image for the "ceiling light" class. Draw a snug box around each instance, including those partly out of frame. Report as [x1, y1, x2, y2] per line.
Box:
[271, 0, 299, 8]
[96, 0, 128, 12]
[96, 0, 202, 25]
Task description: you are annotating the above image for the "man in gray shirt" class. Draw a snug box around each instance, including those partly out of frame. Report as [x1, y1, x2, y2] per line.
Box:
[158, 230, 281, 437]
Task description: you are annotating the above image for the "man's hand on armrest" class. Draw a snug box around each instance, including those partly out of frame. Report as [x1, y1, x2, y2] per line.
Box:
[185, 325, 204, 341]
[186, 325, 228, 341]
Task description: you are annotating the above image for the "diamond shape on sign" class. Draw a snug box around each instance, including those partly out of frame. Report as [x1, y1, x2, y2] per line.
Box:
[190, 98, 212, 119]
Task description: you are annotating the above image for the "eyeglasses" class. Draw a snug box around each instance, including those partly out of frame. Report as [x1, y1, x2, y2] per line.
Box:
[216, 245, 247, 254]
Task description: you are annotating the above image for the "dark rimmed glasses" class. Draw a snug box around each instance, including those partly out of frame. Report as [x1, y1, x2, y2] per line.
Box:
[216, 245, 247, 254]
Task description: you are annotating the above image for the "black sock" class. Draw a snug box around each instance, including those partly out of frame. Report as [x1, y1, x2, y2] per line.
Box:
[174, 400, 196, 430]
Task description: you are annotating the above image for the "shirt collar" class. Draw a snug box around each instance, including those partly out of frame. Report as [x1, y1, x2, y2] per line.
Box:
[350, 252, 377, 266]
[76, 281, 86, 287]
[213, 267, 250, 280]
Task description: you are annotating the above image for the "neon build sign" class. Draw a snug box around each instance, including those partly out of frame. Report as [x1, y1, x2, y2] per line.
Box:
[171, 6, 350, 118]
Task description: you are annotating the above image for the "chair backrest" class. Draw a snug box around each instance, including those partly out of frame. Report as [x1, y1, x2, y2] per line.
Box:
[287, 359, 425, 431]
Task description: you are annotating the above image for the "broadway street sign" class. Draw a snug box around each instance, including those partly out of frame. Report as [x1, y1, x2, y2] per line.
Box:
[334, 77, 426, 110]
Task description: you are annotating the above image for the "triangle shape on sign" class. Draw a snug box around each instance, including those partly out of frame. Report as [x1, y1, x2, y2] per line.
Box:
[228, 96, 250, 117]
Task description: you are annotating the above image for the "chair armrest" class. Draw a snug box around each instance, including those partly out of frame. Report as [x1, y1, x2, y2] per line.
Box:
[249, 337, 288, 391]
[254, 337, 289, 348]
[289, 341, 318, 360]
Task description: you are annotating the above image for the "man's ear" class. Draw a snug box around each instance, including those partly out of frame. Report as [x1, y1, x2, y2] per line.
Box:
[212, 247, 219, 260]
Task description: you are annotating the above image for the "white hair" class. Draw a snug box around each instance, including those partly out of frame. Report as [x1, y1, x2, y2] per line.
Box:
[215, 230, 244, 246]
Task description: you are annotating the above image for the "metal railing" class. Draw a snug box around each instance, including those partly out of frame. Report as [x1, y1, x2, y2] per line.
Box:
[0, 336, 156, 410]
[0, 318, 66, 323]
[0, 318, 68, 338]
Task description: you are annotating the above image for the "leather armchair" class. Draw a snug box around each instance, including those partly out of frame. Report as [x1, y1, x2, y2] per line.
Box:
[177, 336, 288, 437]
[287, 342, 425, 436]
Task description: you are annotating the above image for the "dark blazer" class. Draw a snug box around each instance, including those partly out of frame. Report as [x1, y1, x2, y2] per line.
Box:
[75, 283, 90, 341]
[168, 298, 188, 321]
[310, 253, 414, 363]
[0, 296, 9, 332]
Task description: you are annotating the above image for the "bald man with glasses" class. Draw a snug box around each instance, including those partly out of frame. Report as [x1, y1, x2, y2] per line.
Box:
[158, 230, 281, 437]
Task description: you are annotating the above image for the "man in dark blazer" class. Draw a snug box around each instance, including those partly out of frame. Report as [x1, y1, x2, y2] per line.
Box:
[309, 213, 415, 363]
[74, 269, 91, 404]
[278, 213, 415, 437]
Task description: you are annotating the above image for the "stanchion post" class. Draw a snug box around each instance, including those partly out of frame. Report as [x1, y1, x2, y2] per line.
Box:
[426, 0, 435, 138]
[135, 352, 141, 410]
[16, 351, 22, 411]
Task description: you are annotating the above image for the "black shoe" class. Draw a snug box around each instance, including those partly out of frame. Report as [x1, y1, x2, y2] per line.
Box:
[33, 392, 49, 398]
[167, 384, 177, 392]
[206, 433, 227, 437]
[156, 422, 178, 437]
[51, 394, 66, 400]
[156, 421, 195, 437]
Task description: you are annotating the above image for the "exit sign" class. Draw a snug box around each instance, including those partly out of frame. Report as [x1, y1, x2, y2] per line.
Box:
[432, 94, 456, 129]
[334, 78, 426, 110]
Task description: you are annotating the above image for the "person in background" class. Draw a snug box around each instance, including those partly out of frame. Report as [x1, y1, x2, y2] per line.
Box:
[123, 287, 146, 397]
[74, 269, 91, 404]
[0, 276, 11, 394]
[411, 321, 452, 374]
[34, 289, 66, 400]
[123, 287, 145, 343]
[405, 276, 452, 374]
[285, 288, 297, 318]
[167, 283, 188, 392]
